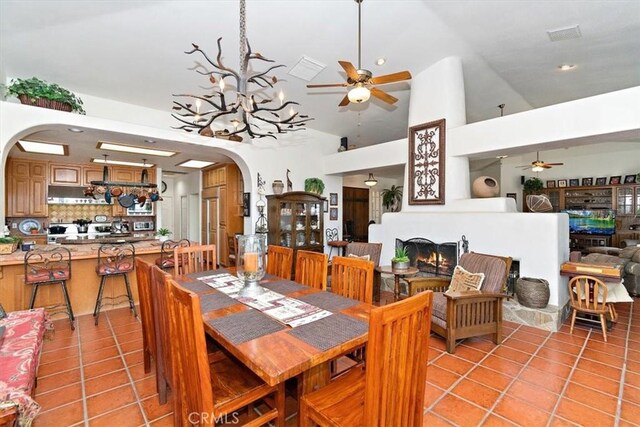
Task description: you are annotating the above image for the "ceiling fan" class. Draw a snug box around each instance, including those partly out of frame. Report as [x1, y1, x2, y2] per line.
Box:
[517, 152, 564, 172]
[306, 0, 412, 107]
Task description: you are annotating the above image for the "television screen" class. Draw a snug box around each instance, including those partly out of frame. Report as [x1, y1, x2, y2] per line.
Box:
[562, 209, 616, 235]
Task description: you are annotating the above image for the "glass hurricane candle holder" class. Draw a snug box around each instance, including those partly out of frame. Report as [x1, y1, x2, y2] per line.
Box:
[236, 234, 267, 297]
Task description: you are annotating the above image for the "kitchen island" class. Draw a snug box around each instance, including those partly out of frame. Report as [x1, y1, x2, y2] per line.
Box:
[0, 239, 164, 317]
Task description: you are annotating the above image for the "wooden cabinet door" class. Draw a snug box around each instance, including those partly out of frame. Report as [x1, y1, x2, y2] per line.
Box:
[217, 167, 226, 185]
[11, 159, 30, 178]
[112, 167, 136, 182]
[30, 178, 48, 217]
[219, 226, 229, 266]
[218, 186, 227, 227]
[9, 176, 30, 217]
[50, 164, 81, 186]
[83, 166, 107, 186]
[203, 169, 215, 188]
[30, 162, 47, 179]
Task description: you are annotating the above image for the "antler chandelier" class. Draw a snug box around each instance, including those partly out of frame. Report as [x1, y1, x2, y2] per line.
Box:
[172, 0, 312, 142]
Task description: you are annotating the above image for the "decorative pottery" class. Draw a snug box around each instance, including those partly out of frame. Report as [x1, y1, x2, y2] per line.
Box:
[392, 261, 410, 270]
[272, 180, 284, 194]
[159, 235, 169, 243]
[472, 176, 500, 198]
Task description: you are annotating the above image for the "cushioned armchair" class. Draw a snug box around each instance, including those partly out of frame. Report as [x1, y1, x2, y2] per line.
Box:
[408, 252, 512, 353]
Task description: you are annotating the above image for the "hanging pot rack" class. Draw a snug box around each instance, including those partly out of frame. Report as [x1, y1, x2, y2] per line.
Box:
[90, 156, 158, 189]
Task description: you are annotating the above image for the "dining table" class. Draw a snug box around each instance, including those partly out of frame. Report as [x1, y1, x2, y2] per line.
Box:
[176, 268, 372, 398]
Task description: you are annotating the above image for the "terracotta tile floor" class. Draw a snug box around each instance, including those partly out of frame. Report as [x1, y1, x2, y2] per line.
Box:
[33, 295, 640, 426]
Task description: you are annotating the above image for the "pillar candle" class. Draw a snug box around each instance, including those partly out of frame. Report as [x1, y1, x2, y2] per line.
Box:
[244, 252, 258, 273]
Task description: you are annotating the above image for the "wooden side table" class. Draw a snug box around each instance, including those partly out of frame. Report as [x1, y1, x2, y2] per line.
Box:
[375, 265, 419, 301]
[327, 240, 349, 260]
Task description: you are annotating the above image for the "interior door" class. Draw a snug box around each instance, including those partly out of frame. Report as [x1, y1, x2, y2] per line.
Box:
[343, 186, 370, 241]
[160, 195, 174, 238]
[180, 195, 188, 239]
[208, 198, 219, 254]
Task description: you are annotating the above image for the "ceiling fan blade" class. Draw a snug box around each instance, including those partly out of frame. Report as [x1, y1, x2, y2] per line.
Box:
[370, 71, 412, 85]
[370, 87, 398, 105]
[307, 83, 349, 88]
[338, 94, 350, 107]
[544, 162, 564, 166]
[542, 164, 553, 169]
[338, 61, 360, 81]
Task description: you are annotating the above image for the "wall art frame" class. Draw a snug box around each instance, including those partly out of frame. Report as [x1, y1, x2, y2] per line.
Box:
[329, 207, 338, 221]
[329, 193, 338, 206]
[408, 118, 446, 205]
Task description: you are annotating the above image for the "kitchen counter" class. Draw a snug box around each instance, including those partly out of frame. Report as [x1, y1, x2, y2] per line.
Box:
[0, 239, 168, 316]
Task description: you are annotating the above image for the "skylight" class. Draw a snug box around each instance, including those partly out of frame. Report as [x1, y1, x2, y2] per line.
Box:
[97, 141, 177, 157]
[17, 140, 67, 156]
[176, 160, 215, 169]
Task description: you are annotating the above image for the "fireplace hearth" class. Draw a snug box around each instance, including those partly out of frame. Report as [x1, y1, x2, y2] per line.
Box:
[395, 236, 468, 277]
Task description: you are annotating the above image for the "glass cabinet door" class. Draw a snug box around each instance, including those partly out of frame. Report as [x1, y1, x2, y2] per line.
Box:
[617, 187, 634, 215]
[279, 202, 292, 247]
[309, 202, 321, 245]
[547, 190, 561, 212]
[295, 202, 307, 247]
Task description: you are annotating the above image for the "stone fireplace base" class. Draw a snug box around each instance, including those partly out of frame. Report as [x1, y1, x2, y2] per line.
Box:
[503, 298, 571, 332]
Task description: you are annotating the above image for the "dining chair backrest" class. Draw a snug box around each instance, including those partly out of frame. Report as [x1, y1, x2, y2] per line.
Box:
[569, 275, 608, 314]
[134, 258, 155, 373]
[96, 243, 135, 275]
[364, 291, 433, 425]
[149, 264, 174, 401]
[295, 250, 328, 290]
[174, 244, 217, 276]
[24, 246, 72, 284]
[227, 235, 237, 267]
[331, 256, 374, 304]
[344, 242, 382, 267]
[166, 278, 215, 423]
[266, 245, 294, 280]
[158, 239, 190, 272]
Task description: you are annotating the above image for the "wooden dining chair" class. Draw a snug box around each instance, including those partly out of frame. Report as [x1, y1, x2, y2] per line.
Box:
[266, 245, 294, 279]
[295, 250, 328, 290]
[134, 258, 155, 374]
[569, 275, 614, 342]
[174, 244, 217, 276]
[331, 255, 374, 304]
[167, 278, 285, 426]
[149, 264, 174, 405]
[300, 291, 433, 426]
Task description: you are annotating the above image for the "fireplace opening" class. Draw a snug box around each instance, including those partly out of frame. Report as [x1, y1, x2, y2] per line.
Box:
[396, 237, 465, 277]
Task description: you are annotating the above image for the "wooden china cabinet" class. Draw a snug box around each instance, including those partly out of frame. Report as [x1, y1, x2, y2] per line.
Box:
[267, 192, 325, 276]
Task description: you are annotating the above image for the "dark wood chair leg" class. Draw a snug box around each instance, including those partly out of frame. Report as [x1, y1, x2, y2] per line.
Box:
[157, 371, 168, 405]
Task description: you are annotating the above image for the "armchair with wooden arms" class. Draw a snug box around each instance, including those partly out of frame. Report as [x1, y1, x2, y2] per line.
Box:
[408, 252, 512, 353]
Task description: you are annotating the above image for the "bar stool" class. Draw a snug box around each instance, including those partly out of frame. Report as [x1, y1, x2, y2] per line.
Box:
[94, 243, 137, 325]
[155, 239, 190, 274]
[24, 246, 74, 329]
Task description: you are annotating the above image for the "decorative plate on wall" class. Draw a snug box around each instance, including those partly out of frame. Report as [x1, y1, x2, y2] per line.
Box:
[18, 219, 42, 235]
[161, 181, 167, 193]
[94, 215, 108, 223]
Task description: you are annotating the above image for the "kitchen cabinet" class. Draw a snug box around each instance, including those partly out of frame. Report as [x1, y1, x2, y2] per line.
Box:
[50, 164, 82, 186]
[201, 163, 243, 266]
[111, 167, 137, 182]
[6, 159, 48, 217]
[267, 191, 324, 276]
[83, 166, 108, 186]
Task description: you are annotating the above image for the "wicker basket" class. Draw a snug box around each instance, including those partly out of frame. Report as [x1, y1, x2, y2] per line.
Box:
[515, 277, 550, 308]
[18, 95, 72, 112]
[0, 242, 19, 255]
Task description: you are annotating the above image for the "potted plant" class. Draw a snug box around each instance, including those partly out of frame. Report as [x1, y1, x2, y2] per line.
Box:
[304, 178, 325, 195]
[523, 177, 544, 193]
[391, 247, 410, 270]
[0, 236, 21, 255]
[5, 77, 86, 114]
[29, 226, 39, 235]
[156, 228, 172, 242]
[382, 185, 403, 212]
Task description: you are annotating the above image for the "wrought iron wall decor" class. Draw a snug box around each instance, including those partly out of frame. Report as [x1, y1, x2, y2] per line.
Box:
[408, 118, 446, 205]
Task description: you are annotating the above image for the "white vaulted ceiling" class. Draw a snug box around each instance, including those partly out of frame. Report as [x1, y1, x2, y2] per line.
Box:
[1, 0, 639, 149]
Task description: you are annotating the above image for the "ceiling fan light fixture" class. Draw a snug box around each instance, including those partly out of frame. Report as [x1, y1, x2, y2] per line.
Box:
[348, 84, 371, 103]
[532, 165, 545, 172]
[364, 173, 378, 186]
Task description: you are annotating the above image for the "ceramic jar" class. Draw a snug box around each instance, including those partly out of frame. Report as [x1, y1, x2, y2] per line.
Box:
[472, 176, 500, 198]
[272, 180, 284, 194]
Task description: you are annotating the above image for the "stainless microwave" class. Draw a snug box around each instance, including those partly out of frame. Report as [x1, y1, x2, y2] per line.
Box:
[127, 200, 153, 216]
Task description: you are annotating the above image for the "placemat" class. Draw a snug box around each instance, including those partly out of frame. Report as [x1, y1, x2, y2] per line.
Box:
[207, 309, 286, 345]
[199, 292, 237, 313]
[262, 280, 307, 294]
[187, 269, 231, 280]
[177, 280, 213, 294]
[297, 292, 360, 312]
[288, 313, 368, 351]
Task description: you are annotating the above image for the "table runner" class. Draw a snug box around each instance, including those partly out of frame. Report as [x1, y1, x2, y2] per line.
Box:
[288, 313, 368, 351]
[206, 309, 286, 345]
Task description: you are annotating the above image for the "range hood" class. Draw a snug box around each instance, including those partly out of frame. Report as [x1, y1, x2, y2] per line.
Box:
[47, 186, 109, 205]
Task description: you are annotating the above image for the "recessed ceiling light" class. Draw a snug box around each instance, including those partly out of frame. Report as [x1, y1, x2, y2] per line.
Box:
[96, 141, 177, 157]
[92, 158, 154, 167]
[496, 155, 508, 159]
[17, 140, 68, 156]
[558, 64, 576, 71]
[375, 57, 386, 66]
[176, 160, 215, 169]
[144, 139, 156, 144]
[67, 128, 83, 133]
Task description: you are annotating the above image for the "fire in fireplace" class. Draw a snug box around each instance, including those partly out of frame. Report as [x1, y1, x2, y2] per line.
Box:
[395, 236, 467, 277]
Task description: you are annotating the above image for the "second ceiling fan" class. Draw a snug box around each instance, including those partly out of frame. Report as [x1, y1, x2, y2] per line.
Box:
[518, 152, 564, 171]
[307, 0, 411, 107]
